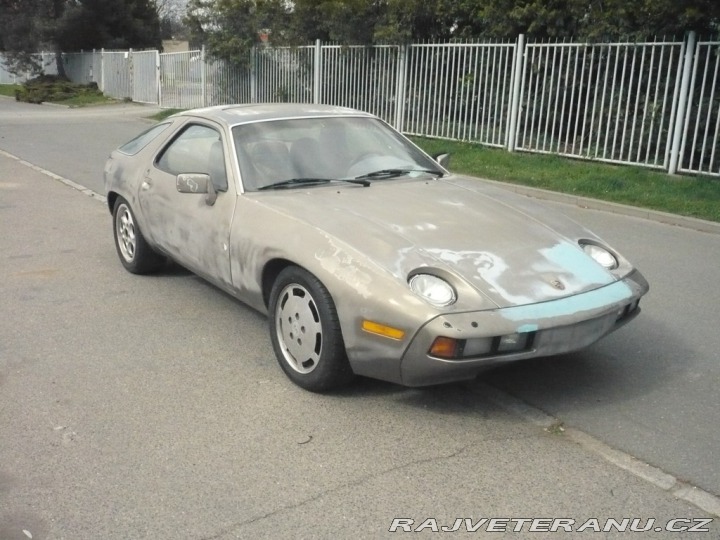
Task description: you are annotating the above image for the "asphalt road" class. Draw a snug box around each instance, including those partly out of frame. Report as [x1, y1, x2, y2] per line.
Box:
[0, 100, 156, 195]
[1, 99, 719, 538]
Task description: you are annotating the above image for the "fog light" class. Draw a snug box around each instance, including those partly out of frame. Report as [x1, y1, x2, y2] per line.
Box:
[498, 333, 528, 353]
[429, 337, 461, 359]
[463, 337, 494, 357]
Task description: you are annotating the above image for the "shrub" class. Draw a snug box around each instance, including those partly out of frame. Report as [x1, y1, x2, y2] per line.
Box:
[15, 75, 105, 104]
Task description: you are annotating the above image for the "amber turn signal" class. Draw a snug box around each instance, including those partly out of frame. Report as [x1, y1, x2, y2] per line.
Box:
[362, 320, 406, 340]
[428, 336, 461, 359]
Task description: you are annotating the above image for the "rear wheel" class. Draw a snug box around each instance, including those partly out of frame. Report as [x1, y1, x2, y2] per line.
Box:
[269, 266, 354, 392]
[113, 197, 165, 274]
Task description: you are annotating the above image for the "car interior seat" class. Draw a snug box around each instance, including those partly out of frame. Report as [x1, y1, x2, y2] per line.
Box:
[290, 137, 324, 178]
[248, 140, 294, 188]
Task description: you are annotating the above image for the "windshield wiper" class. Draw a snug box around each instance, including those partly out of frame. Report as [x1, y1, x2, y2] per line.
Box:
[354, 168, 444, 180]
[258, 177, 370, 191]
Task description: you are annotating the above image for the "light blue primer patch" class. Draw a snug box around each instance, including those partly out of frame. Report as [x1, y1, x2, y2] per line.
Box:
[503, 280, 634, 325]
[541, 242, 614, 285]
[517, 323, 539, 333]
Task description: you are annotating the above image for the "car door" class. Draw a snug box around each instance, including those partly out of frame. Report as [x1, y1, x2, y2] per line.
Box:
[138, 121, 236, 288]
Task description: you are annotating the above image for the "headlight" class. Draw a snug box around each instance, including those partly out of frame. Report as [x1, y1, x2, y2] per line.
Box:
[581, 242, 618, 270]
[409, 274, 457, 306]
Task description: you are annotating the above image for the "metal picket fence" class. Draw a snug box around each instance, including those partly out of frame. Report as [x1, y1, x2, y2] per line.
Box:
[679, 38, 720, 175]
[402, 42, 517, 148]
[514, 40, 686, 170]
[321, 45, 400, 122]
[1, 34, 718, 177]
[254, 46, 314, 103]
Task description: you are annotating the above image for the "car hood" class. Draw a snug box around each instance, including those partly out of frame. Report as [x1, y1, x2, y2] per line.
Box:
[255, 176, 617, 309]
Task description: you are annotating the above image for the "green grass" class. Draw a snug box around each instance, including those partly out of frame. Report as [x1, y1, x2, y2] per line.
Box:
[51, 93, 117, 106]
[412, 137, 720, 222]
[0, 84, 21, 97]
[149, 108, 184, 121]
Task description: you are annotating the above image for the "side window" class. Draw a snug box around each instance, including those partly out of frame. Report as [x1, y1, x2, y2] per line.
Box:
[156, 124, 228, 191]
[118, 122, 171, 155]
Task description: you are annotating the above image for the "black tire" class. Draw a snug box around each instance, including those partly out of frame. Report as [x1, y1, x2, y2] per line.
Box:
[269, 266, 354, 392]
[112, 197, 165, 274]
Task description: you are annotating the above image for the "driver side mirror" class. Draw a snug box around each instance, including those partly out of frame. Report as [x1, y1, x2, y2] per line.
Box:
[176, 173, 217, 206]
[433, 153, 451, 169]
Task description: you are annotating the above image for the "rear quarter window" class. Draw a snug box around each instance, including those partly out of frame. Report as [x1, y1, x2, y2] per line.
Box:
[118, 122, 172, 155]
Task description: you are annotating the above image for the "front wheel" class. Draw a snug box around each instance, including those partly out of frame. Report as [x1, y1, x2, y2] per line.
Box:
[113, 197, 165, 274]
[269, 267, 354, 392]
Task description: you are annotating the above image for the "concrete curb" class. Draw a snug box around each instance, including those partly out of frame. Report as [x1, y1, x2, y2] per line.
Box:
[472, 382, 720, 518]
[0, 93, 69, 107]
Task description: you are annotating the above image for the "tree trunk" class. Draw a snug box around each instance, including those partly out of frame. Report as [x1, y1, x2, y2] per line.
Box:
[51, 0, 67, 79]
[54, 49, 67, 79]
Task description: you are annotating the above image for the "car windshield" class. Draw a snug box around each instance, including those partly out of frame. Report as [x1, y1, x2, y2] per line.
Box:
[232, 116, 443, 191]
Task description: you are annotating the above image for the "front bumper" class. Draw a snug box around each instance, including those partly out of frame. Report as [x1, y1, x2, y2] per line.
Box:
[398, 270, 649, 386]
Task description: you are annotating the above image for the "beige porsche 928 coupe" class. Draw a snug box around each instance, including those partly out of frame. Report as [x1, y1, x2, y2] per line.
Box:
[104, 104, 649, 392]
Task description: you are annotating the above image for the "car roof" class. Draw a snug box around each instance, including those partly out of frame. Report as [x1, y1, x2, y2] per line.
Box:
[174, 103, 376, 127]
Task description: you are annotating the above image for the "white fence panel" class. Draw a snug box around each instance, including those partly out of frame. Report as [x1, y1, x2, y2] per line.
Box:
[0, 52, 56, 83]
[132, 51, 159, 104]
[515, 41, 685, 170]
[404, 42, 516, 147]
[63, 52, 97, 85]
[321, 45, 399, 124]
[102, 52, 132, 100]
[159, 51, 204, 108]
[0, 58, 21, 84]
[205, 59, 252, 106]
[678, 39, 720, 176]
[253, 46, 315, 104]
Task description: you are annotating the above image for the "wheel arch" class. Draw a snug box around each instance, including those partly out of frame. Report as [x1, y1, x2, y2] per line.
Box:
[107, 191, 119, 214]
[261, 258, 297, 309]
[260, 253, 357, 312]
